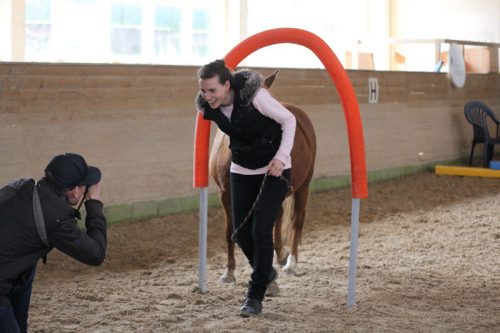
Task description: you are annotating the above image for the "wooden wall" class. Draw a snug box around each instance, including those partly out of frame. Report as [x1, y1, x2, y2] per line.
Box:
[1, 62, 499, 209]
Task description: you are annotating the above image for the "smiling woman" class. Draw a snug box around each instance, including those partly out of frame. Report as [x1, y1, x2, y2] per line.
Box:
[198, 76, 232, 109]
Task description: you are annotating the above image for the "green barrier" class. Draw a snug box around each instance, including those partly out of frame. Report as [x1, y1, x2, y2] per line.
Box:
[103, 157, 465, 225]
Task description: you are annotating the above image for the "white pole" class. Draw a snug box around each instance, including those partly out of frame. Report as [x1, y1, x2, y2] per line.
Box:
[198, 187, 208, 293]
[347, 198, 360, 307]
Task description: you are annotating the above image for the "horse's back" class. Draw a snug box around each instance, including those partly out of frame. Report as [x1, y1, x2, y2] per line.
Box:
[282, 103, 317, 193]
[209, 103, 316, 194]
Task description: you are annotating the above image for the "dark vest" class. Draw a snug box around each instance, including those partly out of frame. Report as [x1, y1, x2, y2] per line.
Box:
[197, 71, 282, 169]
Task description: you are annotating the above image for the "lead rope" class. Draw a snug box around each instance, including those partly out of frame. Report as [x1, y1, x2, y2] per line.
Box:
[231, 172, 292, 243]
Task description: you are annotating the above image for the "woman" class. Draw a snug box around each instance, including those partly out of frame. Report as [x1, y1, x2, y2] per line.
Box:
[196, 60, 296, 317]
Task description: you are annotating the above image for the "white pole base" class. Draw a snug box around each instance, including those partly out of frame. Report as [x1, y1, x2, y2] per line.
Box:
[198, 188, 208, 293]
[347, 198, 360, 308]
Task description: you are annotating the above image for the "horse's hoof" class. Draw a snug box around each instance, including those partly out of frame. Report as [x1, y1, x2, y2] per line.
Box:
[220, 274, 236, 284]
[265, 281, 280, 297]
[282, 255, 297, 276]
[277, 254, 289, 266]
[276, 249, 290, 266]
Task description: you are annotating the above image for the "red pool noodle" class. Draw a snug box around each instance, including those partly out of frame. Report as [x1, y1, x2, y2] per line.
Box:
[194, 28, 367, 198]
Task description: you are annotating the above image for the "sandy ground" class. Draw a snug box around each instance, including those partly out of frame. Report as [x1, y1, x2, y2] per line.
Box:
[30, 171, 500, 332]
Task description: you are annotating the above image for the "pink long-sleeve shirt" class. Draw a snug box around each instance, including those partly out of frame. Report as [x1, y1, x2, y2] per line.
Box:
[220, 88, 296, 175]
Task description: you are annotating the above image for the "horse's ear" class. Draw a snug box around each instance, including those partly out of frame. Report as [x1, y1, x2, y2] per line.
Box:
[263, 70, 280, 89]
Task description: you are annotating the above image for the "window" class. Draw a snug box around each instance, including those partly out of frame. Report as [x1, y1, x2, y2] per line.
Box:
[21, 0, 225, 65]
[192, 8, 209, 57]
[111, 3, 143, 55]
[154, 6, 182, 57]
[25, 0, 52, 58]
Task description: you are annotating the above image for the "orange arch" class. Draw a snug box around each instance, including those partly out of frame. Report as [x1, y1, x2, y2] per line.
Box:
[194, 28, 368, 198]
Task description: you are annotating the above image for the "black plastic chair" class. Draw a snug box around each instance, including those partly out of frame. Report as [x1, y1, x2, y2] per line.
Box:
[464, 101, 500, 167]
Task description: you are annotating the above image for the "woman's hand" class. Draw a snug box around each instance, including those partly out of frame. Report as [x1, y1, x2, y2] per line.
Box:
[267, 159, 285, 177]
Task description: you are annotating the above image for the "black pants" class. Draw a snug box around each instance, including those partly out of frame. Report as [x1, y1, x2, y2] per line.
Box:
[0, 264, 37, 333]
[230, 169, 290, 301]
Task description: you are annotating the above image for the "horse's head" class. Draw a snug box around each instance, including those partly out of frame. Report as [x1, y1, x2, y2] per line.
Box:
[263, 70, 280, 89]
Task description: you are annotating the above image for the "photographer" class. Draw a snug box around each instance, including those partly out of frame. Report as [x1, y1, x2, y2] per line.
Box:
[0, 153, 107, 333]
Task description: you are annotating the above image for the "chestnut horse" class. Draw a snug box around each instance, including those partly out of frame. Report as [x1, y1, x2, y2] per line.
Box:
[209, 71, 317, 283]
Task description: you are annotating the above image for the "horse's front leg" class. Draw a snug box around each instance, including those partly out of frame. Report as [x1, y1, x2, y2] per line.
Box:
[220, 190, 236, 283]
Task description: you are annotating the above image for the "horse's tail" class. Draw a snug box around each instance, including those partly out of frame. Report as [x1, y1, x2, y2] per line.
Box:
[281, 194, 295, 247]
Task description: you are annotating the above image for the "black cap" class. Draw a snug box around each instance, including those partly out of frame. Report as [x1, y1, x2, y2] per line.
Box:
[45, 153, 101, 189]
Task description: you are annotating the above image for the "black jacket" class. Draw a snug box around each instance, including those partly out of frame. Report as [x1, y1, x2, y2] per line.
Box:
[0, 178, 107, 295]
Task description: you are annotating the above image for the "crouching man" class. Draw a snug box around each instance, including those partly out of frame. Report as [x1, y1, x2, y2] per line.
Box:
[0, 153, 107, 333]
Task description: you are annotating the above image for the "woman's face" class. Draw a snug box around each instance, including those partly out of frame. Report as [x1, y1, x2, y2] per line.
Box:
[198, 75, 231, 109]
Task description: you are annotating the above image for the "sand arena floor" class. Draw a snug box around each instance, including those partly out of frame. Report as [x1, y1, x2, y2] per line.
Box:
[30, 171, 500, 332]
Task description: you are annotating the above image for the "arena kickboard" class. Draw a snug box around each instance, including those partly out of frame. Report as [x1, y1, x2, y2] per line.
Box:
[435, 165, 500, 178]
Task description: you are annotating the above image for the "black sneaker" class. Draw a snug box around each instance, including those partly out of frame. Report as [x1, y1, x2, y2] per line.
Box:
[239, 297, 262, 317]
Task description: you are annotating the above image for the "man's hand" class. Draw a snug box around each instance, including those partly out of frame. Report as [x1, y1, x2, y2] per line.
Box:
[86, 182, 101, 201]
[267, 159, 285, 177]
